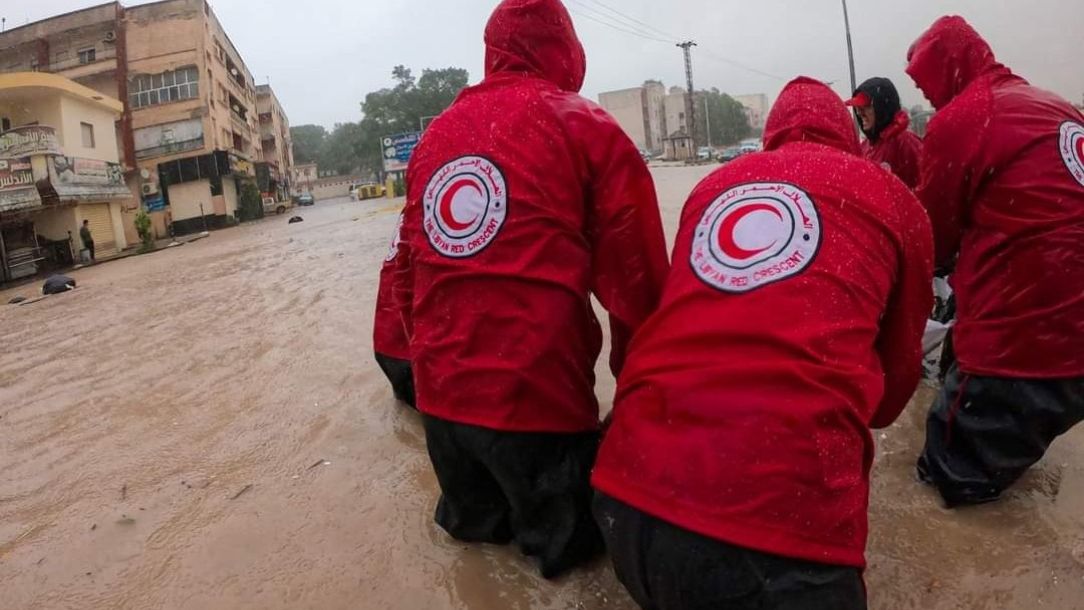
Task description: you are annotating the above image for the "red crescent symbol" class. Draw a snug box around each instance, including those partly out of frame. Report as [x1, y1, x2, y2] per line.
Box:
[439, 179, 482, 231]
[1075, 136, 1084, 165]
[718, 203, 784, 260]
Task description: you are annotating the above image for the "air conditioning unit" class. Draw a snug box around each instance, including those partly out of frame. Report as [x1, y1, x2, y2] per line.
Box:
[103, 30, 116, 43]
[142, 183, 159, 196]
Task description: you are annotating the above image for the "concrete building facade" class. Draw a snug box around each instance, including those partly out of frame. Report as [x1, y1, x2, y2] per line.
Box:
[0, 0, 279, 240]
[0, 72, 131, 281]
[255, 84, 293, 202]
[292, 163, 317, 195]
[663, 86, 690, 142]
[597, 80, 668, 154]
[734, 93, 770, 131]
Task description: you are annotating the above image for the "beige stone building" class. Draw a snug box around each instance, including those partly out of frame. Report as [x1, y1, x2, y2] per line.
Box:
[0, 0, 276, 239]
[733, 93, 770, 131]
[597, 80, 667, 154]
[256, 84, 294, 201]
[0, 72, 131, 281]
[292, 163, 318, 195]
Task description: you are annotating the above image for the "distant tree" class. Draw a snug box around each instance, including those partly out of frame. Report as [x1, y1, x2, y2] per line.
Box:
[699, 89, 753, 146]
[294, 66, 469, 179]
[355, 66, 470, 175]
[290, 124, 327, 164]
[319, 122, 367, 176]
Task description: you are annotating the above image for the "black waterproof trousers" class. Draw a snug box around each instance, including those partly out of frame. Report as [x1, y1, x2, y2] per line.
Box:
[592, 493, 867, 610]
[374, 352, 415, 409]
[422, 414, 603, 579]
[919, 363, 1084, 507]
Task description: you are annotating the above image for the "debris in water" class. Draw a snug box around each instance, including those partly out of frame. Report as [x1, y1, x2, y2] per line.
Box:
[307, 459, 331, 471]
[8, 296, 26, 305]
[230, 484, 253, 500]
[42, 275, 77, 295]
[116, 515, 136, 526]
[121, 484, 127, 500]
[90, 524, 97, 531]
[288, 216, 305, 224]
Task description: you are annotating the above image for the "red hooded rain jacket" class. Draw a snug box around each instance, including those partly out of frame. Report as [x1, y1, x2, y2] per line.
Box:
[393, 0, 670, 433]
[592, 77, 934, 569]
[908, 15, 1084, 379]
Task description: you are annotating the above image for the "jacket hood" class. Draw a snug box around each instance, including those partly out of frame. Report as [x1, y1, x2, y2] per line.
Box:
[763, 77, 860, 155]
[906, 16, 1006, 110]
[484, 0, 586, 93]
[853, 77, 902, 143]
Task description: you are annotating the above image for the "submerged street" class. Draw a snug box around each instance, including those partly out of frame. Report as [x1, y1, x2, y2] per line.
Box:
[2, 166, 1083, 610]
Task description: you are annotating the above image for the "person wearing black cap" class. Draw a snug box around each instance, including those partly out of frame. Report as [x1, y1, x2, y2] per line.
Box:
[846, 77, 923, 188]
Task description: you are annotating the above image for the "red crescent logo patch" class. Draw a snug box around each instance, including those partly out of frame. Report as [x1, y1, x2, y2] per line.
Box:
[1060, 121, 1084, 189]
[423, 156, 508, 258]
[691, 182, 821, 293]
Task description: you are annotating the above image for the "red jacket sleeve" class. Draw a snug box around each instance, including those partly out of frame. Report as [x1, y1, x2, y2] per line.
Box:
[915, 93, 991, 267]
[870, 183, 935, 429]
[574, 106, 670, 377]
[392, 167, 421, 353]
[893, 132, 923, 191]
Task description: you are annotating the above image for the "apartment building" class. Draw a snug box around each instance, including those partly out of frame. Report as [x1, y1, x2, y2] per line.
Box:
[597, 80, 667, 154]
[256, 84, 293, 201]
[0, 0, 277, 239]
[0, 72, 131, 281]
[733, 93, 770, 131]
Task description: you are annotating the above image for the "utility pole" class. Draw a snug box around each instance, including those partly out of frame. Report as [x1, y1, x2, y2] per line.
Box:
[677, 41, 698, 146]
[841, 0, 857, 94]
[703, 96, 712, 149]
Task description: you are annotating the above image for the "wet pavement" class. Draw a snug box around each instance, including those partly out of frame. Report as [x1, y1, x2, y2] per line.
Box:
[1, 166, 1082, 610]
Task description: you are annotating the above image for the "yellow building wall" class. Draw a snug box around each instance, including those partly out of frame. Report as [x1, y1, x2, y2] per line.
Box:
[58, 96, 120, 162]
[1, 96, 63, 132]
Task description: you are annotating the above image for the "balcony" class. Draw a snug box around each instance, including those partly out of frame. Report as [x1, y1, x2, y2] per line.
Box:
[51, 49, 118, 79]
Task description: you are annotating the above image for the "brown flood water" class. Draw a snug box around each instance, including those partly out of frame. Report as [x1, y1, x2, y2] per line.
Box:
[1, 165, 1082, 610]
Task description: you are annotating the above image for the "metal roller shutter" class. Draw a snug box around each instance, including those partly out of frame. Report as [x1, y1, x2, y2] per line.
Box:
[82, 203, 118, 258]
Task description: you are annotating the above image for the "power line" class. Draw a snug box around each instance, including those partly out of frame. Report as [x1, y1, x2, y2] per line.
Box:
[698, 48, 789, 82]
[566, 1, 675, 43]
[566, 5, 676, 44]
[569, 1, 786, 85]
[581, 0, 681, 42]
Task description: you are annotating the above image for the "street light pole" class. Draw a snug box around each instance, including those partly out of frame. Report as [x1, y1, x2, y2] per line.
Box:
[841, 0, 858, 94]
[703, 96, 712, 149]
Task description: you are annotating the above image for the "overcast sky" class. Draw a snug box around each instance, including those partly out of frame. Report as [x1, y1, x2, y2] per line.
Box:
[4, 0, 1083, 128]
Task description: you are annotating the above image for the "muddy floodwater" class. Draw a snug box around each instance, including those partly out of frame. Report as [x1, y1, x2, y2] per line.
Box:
[2, 165, 1083, 610]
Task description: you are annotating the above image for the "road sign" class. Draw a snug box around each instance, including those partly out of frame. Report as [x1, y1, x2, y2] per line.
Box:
[382, 132, 421, 173]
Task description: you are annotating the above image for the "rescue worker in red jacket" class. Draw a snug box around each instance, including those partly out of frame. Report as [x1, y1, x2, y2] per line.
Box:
[908, 16, 1084, 507]
[591, 77, 933, 609]
[845, 77, 923, 189]
[373, 212, 415, 408]
[393, 0, 669, 578]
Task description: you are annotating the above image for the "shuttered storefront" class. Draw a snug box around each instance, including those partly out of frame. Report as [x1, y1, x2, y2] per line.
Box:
[82, 203, 118, 258]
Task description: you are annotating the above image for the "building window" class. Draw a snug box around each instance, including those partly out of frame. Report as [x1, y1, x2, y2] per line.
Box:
[78, 48, 97, 65]
[1, 117, 10, 132]
[81, 122, 96, 148]
[129, 66, 200, 109]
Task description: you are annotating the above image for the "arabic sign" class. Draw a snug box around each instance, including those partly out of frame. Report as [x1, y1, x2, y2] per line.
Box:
[48, 156, 131, 201]
[0, 126, 62, 158]
[0, 157, 42, 212]
[0, 157, 33, 190]
[143, 193, 167, 212]
[382, 132, 421, 173]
